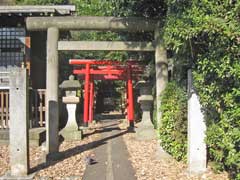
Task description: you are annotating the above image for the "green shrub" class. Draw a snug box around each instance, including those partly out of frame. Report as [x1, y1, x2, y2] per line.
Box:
[194, 57, 240, 178]
[159, 81, 187, 161]
[163, 1, 240, 178]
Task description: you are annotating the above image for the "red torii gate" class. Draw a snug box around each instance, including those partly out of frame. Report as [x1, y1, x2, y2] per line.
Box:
[69, 59, 144, 129]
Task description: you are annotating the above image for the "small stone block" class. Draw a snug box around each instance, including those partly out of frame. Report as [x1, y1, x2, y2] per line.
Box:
[155, 144, 174, 161]
[46, 152, 63, 161]
[0, 172, 35, 180]
[0, 129, 9, 139]
[136, 127, 156, 140]
[60, 129, 83, 141]
[29, 128, 46, 147]
[0, 128, 46, 147]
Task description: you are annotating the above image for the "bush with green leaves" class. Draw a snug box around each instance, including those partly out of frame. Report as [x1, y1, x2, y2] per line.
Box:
[163, 1, 240, 178]
[159, 81, 187, 161]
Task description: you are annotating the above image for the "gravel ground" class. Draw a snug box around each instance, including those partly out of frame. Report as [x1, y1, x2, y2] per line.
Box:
[0, 120, 229, 180]
[0, 145, 9, 176]
[120, 122, 229, 180]
[0, 123, 101, 180]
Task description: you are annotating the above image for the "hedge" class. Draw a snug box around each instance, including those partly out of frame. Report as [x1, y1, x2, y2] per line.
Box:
[159, 81, 188, 161]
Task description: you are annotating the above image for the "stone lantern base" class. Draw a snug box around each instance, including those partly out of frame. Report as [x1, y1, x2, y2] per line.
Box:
[136, 124, 156, 141]
[136, 96, 156, 140]
[136, 117, 156, 141]
[60, 98, 83, 141]
[60, 129, 83, 141]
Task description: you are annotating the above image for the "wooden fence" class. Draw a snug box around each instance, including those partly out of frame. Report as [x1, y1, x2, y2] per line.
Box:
[31, 89, 46, 127]
[0, 90, 9, 129]
[0, 89, 46, 129]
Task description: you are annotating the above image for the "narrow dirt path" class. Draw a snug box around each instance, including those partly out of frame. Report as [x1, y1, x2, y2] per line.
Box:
[83, 119, 136, 180]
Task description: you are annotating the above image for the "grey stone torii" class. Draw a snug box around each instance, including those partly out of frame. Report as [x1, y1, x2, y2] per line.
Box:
[26, 16, 168, 155]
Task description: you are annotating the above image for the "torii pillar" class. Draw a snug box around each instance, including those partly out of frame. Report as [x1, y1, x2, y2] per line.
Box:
[154, 28, 168, 127]
[46, 27, 59, 154]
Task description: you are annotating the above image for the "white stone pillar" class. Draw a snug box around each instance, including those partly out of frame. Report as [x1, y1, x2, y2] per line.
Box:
[64, 103, 78, 130]
[154, 28, 168, 127]
[9, 68, 29, 176]
[187, 69, 207, 174]
[46, 27, 59, 154]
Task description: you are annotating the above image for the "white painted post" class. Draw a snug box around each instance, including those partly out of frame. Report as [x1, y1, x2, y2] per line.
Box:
[154, 28, 168, 127]
[9, 68, 29, 176]
[187, 69, 207, 174]
[46, 27, 59, 154]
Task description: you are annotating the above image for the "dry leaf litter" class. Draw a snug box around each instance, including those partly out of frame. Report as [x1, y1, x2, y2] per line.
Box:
[119, 121, 229, 180]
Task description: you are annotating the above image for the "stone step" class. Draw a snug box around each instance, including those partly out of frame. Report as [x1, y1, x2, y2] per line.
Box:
[0, 127, 46, 147]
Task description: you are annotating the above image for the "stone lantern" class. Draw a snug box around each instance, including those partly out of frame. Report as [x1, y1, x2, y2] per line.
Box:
[59, 75, 82, 141]
[135, 80, 156, 140]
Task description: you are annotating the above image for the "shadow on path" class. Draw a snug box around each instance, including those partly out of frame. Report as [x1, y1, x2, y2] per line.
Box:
[30, 120, 128, 173]
[84, 122, 121, 138]
[82, 118, 137, 180]
[95, 113, 125, 121]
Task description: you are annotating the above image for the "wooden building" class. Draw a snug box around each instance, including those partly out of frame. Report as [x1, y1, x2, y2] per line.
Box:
[0, 5, 75, 129]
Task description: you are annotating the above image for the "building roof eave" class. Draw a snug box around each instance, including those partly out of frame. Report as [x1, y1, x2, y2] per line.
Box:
[0, 5, 75, 15]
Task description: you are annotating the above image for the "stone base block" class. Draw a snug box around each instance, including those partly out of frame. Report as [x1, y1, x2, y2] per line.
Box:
[155, 144, 174, 161]
[0, 128, 45, 147]
[0, 129, 9, 139]
[0, 172, 35, 180]
[46, 152, 64, 161]
[60, 129, 83, 141]
[136, 126, 156, 140]
[0, 139, 8, 144]
[29, 128, 46, 147]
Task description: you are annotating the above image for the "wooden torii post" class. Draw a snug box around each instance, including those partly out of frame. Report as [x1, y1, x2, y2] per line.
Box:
[26, 16, 168, 155]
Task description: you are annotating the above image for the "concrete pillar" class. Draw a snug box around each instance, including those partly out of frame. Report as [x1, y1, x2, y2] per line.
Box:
[154, 28, 168, 127]
[9, 68, 29, 176]
[187, 69, 207, 174]
[46, 27, 59, 154]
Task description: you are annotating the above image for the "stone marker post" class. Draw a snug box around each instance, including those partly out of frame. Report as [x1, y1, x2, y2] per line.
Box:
[9, 68, 29, 176]
[59, 75, 82, 141]
[136, 81, 155, 140]
[46, 27, 59, 154]
[154, 28, 168, 127]
[187, 69, 207, 174]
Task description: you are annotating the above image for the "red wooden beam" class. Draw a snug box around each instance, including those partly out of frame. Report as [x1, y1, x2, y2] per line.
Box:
[70, 59, 122, 65]
[89, 79, 94, 123]
[127, 65, 134, 124]
[83, 64, 90, 126]
[70, 59, 144, 65]
[97, 66, 144, 73]
[73, 69, 125, 75]
[76, 74, 141, 81]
